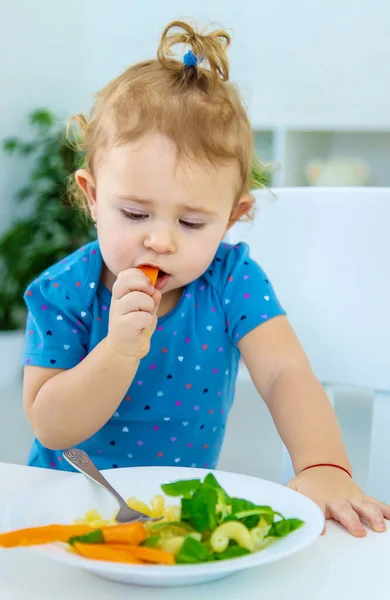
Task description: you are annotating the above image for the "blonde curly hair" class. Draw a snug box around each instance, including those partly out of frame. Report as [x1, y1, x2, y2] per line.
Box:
[67, 20, 269, 217]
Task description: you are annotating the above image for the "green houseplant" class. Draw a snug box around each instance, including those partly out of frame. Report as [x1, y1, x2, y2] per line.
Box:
[0, 109, 95, 383]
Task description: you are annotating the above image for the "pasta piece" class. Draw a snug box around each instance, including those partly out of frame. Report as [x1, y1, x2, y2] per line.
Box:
[126, 497, 151, 517]
[89, 519, 109, 529]
[158, 536, 185, 555]
[84, 509, 103, 523]
[210, 522, 254, 553]
[150, 495, 165, 518]
[163, 505, 181, 522]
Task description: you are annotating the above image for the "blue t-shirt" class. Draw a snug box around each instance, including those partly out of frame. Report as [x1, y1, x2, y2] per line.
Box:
[22, 240, 285, 471]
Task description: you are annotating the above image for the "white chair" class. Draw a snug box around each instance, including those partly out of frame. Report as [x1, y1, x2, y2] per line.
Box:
[224, 187, 390, 502]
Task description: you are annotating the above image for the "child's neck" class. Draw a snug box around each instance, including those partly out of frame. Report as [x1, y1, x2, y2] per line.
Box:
[157, 287, 184, 318]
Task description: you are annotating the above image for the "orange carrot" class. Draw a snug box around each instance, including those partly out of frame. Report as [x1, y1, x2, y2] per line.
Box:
[116, 544, 175, 565]
[73, 543, 146, 564]
[73, 542, 175, 565]
[102, 522, 147, 545]
[139, 265, 159, 286]
[0, 524, 93, 548]
[69, 522, 147, 547]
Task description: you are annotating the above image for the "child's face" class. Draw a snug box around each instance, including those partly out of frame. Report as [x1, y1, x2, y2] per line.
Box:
[77, 132, 249, 293]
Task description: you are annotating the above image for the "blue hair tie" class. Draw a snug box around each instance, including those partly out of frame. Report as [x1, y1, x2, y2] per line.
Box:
[183, 50, 199, 67]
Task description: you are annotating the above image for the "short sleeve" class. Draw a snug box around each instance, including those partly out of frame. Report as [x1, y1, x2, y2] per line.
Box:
[217, 242, 286, 345]
[22, 276, 92, 369]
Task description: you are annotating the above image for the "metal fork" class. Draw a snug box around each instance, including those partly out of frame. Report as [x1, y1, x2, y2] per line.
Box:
[63, 448, 161, 523]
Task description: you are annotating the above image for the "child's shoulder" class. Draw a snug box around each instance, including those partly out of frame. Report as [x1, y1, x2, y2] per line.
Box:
[203, 241, 259, 289]
[24, 240, 102, 310]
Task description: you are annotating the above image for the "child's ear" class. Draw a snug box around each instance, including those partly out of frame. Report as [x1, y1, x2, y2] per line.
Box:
[226, 194, 254, 230]
[75, 169, 97, 221]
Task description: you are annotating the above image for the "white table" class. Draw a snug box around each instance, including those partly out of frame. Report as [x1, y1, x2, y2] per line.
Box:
[0, 463, 388, 599]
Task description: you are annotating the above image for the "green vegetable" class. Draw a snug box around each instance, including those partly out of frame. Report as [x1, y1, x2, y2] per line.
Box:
[68, 529, 104, 546]
[181, 486, 218, 532]
[214, 545, 251, 561]
[156, 474, 305, 564]
[203, 473, 231, 518]
[231, 498, 257, 512]
[141, 535, 161, 548]
[268, 518, 304, 537]
[161, 479, 201, 498]
[175, 536, 211, 564]
[150, 521, 194, 533]
[231, 498, 282, 528]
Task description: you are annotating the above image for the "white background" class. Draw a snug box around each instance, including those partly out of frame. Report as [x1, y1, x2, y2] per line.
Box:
[1, 0, 390, 231]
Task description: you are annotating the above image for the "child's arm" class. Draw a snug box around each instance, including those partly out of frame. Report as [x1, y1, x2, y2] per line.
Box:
[238, 315, 351, 474]
[239, 315, 390, 536]
[24, 268, 160, 450]
[24, 340, 140, 450]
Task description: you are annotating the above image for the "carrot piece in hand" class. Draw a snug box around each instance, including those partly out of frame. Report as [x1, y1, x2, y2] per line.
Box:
[0, 524, 93, 548]
[139, 265, 159, 286]
[72, 542, 175, 565]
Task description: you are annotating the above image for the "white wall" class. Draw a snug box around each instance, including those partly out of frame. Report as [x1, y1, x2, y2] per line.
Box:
[84, 0, 390, 128]
[2, 0, 390, 229]
[0, 0, 88, 233]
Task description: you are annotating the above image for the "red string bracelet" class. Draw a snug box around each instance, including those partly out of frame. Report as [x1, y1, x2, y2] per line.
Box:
[300, 463, 352, 479]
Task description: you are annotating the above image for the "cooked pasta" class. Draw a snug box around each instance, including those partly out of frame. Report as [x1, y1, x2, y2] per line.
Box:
[75, 495, 179, 527]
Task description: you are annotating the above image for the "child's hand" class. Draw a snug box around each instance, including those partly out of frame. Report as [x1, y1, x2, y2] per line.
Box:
[287, 466, 390, 537]
[107, 268, 161, 360]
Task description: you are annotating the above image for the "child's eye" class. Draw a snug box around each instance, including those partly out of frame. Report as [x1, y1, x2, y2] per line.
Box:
[120, 210, 148, 221]
[180, 220, 205, 230]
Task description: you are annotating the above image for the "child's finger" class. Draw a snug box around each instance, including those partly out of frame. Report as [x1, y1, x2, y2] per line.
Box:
[152, 289, 162, 311]
[328, 500, 367, 537]
[350, 499, 387, 532]
[362, 497, 390, 520]
[115, 291, 156, 316]
[113, 269, 155, 301]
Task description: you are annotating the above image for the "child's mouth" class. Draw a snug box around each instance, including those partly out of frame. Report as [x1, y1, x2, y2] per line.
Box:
[155, 269, 170, 291]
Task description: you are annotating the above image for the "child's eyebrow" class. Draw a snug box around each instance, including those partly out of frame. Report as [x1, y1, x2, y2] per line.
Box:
[116, 194, 218, 216]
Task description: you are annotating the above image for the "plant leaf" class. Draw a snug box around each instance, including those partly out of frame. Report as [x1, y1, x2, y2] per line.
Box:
[2, 138, 19, 154]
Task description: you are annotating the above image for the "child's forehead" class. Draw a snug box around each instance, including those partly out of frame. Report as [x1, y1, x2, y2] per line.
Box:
[97, 132, 239, 199]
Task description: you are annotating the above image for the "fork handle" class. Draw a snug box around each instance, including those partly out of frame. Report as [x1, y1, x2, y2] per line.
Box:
[63, 448, 127, 508]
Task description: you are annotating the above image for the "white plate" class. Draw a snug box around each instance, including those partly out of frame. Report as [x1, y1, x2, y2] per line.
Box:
[2, 466, 324, 587]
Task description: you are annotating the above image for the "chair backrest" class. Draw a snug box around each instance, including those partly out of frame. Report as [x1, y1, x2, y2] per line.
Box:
[224, 187, 390, 500]
[229, 187, 390, 392]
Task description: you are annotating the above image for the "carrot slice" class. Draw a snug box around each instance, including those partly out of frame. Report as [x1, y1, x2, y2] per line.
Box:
[73, 542, 175, 565]
[69, 522, 147, 546]
[0, 524, 93, 548]
[102, 522, 147, 545]
[72, 543, 146, 564]
[116, 544, 175, 565]
[138, 265, 159, 286]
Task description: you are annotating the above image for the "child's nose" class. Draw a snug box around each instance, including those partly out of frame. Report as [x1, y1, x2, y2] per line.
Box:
[143, 225, 176, 254]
